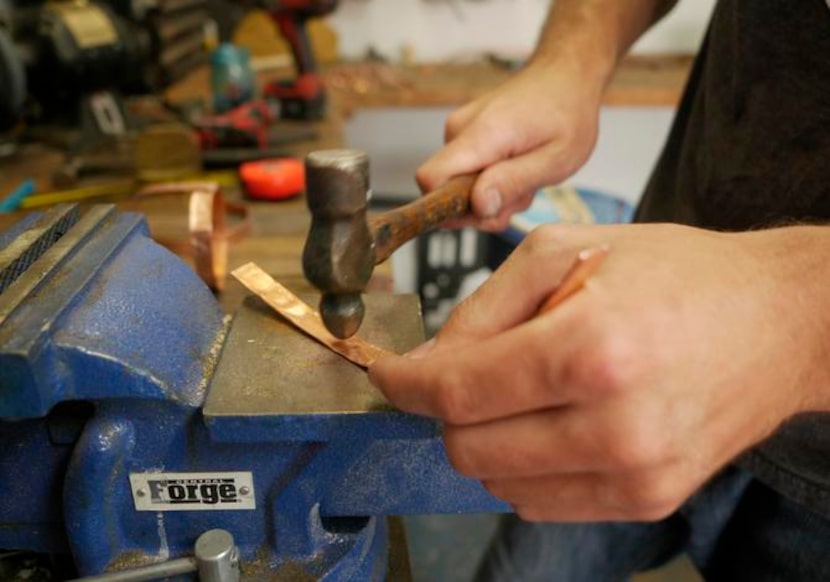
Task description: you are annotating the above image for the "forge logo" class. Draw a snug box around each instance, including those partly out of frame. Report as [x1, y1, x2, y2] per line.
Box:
[129, 472, 256, 511]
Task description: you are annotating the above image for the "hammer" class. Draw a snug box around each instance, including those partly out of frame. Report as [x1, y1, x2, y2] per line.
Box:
[302, 149, 477, 339]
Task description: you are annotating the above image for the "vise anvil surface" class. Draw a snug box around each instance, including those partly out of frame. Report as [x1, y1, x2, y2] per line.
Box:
[0, 204, 507, 580]
[204, 293, 431, 441]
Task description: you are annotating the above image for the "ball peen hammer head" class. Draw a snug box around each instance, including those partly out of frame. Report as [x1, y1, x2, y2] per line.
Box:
[302, 149, 374, 339]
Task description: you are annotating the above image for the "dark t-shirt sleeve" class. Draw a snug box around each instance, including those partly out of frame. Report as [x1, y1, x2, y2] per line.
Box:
[636, 0, 830, 230]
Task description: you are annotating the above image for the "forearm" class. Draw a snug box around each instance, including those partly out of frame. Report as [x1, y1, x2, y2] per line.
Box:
[748, 225, 830, 413]
[530, 0, 680, 89]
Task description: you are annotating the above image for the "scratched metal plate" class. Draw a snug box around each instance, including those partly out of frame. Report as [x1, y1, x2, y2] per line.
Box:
[204, 293, 433, 441]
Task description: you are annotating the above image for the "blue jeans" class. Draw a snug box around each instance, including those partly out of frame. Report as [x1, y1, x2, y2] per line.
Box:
[475, 466, 830, 581]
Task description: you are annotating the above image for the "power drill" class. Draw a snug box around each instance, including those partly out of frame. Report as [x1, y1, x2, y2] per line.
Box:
[263, 0, 337, 121]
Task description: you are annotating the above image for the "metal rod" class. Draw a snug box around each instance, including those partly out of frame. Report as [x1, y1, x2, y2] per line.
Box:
[67, 557, 198, 582]
[195, 529, 240, 582]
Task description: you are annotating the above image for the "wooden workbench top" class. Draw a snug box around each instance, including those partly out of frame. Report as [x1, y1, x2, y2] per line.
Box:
[325, 54, 693, 114]
[164, 54, 693, 116]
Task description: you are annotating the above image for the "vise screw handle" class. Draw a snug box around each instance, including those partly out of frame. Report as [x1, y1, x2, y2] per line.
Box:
[67, 529, 239, 582]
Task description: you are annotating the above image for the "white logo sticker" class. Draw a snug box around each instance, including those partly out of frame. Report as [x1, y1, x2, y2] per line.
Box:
[129, 472, 256, 511]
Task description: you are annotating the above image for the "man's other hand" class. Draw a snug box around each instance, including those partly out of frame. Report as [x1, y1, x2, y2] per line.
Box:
[370, 224, 830, 521]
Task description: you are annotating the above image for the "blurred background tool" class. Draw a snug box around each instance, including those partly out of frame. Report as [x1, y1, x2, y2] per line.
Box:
[0, 0, 219, 145]
[201, 142, 307, 166]
[18, 181, 135, 209]
[0, 179, 35, 212]
[0, 12, 25, 134]
[239, 157, 304, 200]
[194, 98, 279, 150]
[190, 95, 318, 165]
[192, 99, 319, 165]
[211, 42, 255, 112]
[134, 122, 203, 182]
[261, 0, 337, 120]
[52, 143, 135, 188]
[16, 169, 239, 210]
[3, 0, 137, 138]
[51, 122, 201, 188]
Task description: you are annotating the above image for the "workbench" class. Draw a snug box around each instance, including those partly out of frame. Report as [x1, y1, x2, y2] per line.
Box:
[0, 55, 692, 314]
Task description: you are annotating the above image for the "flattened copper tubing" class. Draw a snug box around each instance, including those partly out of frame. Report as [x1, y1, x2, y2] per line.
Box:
[232, 262, 394, 368]
[539, 246, 609, 314]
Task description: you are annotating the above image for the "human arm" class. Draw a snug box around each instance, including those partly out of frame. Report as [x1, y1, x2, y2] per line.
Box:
[369, 224, 830, 521]
[418, 0, 680, 231]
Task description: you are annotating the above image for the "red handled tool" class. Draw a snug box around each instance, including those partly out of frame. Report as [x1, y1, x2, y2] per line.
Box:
[240, 158, 305, 201]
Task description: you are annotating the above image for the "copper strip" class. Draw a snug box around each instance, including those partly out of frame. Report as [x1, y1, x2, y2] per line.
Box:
[188, 189, 225, 292]
[231, 263, 394, 368]
[136, 182, 251, 291]
[539, 246, 609, 314]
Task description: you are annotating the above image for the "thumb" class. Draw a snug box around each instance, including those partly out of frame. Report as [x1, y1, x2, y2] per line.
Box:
[470, 140, 584, 221]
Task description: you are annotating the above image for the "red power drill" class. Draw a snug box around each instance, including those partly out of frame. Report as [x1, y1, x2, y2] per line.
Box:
[263, 0, 338, 121]
[195, 99, 280, 150]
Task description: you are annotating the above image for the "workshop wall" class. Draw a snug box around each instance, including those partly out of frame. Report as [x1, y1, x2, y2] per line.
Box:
[330, 0, 717, 62]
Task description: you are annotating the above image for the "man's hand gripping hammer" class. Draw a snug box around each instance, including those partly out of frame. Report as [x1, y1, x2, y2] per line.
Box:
[302, 149, 476, 339]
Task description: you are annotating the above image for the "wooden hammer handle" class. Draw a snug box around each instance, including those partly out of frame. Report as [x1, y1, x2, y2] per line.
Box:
[368, 173, 477, 264]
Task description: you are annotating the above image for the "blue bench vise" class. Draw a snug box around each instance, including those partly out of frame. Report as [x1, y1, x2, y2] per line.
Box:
[0, 204, 507, 580]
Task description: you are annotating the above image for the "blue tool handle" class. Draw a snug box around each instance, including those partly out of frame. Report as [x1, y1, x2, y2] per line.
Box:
[0, 179, 36, 212]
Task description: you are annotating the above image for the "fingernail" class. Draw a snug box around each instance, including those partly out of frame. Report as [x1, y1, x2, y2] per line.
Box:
[406, 338, 436, 359]
[479, 188, 502, 218]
